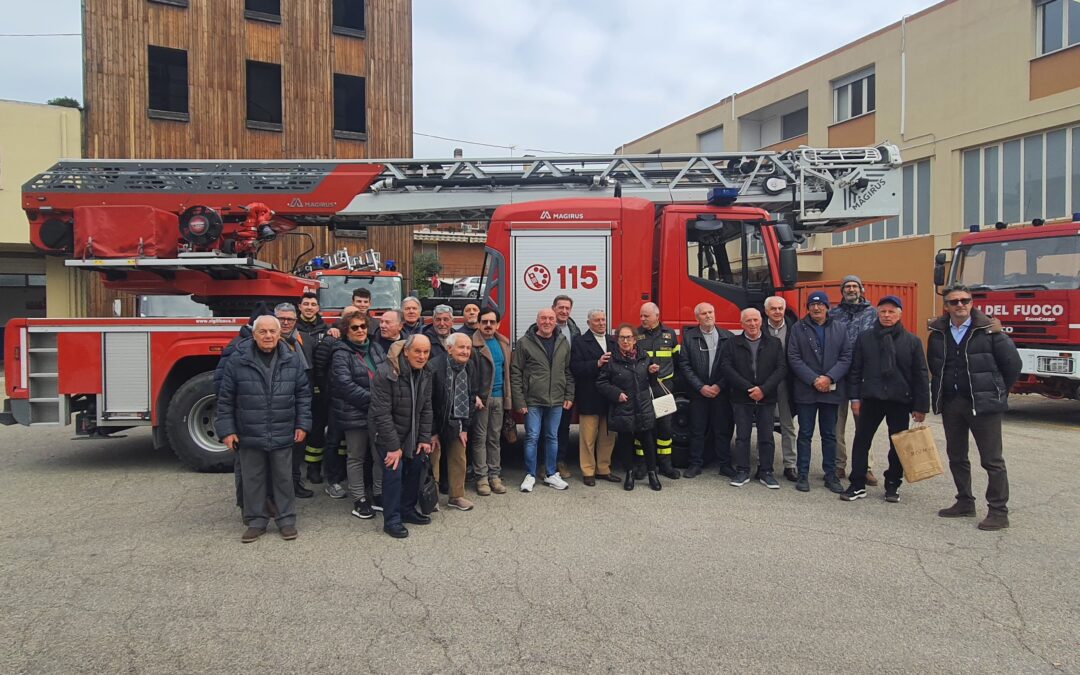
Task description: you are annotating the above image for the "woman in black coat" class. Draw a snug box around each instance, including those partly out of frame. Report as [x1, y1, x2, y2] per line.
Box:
[330, 312, 386, 519]
[596, 323, 663, 491]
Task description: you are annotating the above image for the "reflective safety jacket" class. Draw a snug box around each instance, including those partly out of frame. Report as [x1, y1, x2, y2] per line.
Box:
[635, 324, 679, 383]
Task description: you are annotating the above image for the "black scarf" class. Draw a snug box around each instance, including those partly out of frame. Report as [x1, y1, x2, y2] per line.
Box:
[874, 321, 904, 377]
[447, 358, 470, 420]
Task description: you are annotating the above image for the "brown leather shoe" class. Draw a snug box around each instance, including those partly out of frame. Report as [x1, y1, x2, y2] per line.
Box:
[938, 501, 976, 518]
[978, 511, 1009, 531]
[865, 471, 878, 486]
[280, 525, 298, 540]
[557, 462, 572, 479]
[489, 477, 507, 494]
[241, 527, 265, 544]
[583, 475, 596, 487]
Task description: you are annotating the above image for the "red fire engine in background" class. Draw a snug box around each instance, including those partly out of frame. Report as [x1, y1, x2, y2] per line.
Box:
[935, 213, 1080, 400]
[4, 147, 903, 470]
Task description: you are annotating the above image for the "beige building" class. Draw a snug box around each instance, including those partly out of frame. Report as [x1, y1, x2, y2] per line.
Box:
[0, 100, 84, 331]
[620, 0, 1080, 328]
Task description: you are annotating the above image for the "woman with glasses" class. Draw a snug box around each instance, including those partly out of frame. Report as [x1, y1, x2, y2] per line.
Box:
[597, 323, 663, 491]
[330, 313, 387, 521]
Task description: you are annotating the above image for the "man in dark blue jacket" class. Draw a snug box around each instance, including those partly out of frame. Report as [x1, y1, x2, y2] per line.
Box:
[788, 291, 852, 494]
[677, 302, 736, 478]
[216, 315, 312, 543]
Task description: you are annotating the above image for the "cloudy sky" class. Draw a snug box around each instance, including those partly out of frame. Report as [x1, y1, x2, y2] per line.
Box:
[1, 0, 937, 157]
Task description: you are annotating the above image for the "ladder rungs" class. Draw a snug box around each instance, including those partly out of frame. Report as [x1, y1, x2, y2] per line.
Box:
[29, 397, 60, 403]
[29, 348, 58, 353]
[30, 373, 59, 378]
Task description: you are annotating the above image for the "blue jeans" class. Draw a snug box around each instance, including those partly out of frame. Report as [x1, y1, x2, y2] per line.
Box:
[795, 403, 839, 477]
[524, 406, 562, 477]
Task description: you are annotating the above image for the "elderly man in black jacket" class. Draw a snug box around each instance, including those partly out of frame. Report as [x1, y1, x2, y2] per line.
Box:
[928, 284, 1021, 531]
[216, 315, 312, 543]
[369, 334, 435, 539]
[720, 308, 787, 489]
[570, 309, 620, 486]
[677, 302, 736, 478]
[839, 296, 930, 503]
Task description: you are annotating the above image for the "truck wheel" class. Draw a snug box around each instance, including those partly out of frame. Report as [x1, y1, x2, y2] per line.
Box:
[166, 371, 233, 472]
[669, 396, 692, 468]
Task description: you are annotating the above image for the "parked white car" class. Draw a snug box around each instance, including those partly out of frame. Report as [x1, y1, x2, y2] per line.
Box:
[451, 276, 481, 298]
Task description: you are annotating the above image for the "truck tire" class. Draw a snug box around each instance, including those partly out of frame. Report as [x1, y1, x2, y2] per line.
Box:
[669, 395, 692, 468]
[165, 371, 234, 472]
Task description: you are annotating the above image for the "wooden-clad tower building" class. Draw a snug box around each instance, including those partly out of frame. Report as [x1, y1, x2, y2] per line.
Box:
[81, 0, 413, 316]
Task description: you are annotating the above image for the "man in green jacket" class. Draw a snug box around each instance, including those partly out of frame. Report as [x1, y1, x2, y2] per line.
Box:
[511, 308, 575, 493]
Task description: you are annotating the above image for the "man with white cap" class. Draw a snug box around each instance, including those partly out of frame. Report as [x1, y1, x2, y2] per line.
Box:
[829, 275, 879, 485]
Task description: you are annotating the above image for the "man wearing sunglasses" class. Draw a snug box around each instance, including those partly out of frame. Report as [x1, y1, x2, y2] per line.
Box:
[928, 284, 1021, 531]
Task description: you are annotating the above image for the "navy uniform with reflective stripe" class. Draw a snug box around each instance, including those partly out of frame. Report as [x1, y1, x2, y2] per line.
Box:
[635, 324, 680, 458]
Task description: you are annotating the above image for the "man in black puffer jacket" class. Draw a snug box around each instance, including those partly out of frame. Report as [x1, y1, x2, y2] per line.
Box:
[216, 315, 312, 543]
[839, 296, 930, 504]
[720, 308, 787, 489]
[927, 284, 1021, 531]
[296, 292, 338, 485]
[369, 334, 435, 539]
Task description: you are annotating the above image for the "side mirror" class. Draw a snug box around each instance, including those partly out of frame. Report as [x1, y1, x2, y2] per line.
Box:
[779, 246, 798, 288]
[112, 298, 123, 317]
[933, 249, 952, 290]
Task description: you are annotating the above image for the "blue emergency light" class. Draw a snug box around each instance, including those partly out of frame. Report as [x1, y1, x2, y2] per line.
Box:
[968, 224, 979, 233]
[707, 187, 740, 206]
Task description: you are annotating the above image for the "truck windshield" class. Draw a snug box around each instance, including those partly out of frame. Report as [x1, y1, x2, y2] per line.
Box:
[687, 220, 771, 288]
[137, 295, 213, 318]
[953, 236, 1079, 291]
[318, 275, 403, 309]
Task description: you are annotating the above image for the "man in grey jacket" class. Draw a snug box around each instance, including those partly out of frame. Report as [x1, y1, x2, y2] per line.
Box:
[829, 275, 879, 484]
[217, 315, 312, 544]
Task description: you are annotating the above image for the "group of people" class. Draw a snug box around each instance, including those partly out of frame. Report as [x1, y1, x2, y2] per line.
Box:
[213, 276, 1022, 542]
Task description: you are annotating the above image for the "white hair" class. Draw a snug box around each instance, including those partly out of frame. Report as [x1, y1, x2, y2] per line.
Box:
[587, 308, 606, 320]
[445, 332, 472, 348]
[740, 307, 762, 321]
[694, 302, 714, 316]
[402, 297, 422, 309]
[252, 315, 281, 332]
[764, 296, 786, 310]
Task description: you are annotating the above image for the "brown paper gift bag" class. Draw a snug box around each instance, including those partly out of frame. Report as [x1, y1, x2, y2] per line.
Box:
[890, 425, 944, 483]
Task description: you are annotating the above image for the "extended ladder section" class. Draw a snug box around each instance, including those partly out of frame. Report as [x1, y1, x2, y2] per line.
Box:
[341, 145, 902, 232]
[27, 145, 901, 234]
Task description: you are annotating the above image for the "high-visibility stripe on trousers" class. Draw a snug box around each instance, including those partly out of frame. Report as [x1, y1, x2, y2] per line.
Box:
[304, 445, 324, 463]
[656, 436, 673, 456]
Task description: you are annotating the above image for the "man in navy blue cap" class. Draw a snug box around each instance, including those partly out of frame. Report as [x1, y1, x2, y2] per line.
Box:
[839, 295, 930, 503]
[787, 291, 852, 494]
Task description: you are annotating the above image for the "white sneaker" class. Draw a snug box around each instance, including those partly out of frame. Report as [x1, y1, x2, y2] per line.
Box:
[520, 474, 536, 492]
[544, 473, 569, 490]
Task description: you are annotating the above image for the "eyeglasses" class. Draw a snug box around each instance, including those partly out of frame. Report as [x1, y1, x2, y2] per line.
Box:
[278, 317, 296, 323]
[808, 302, 827, 308]
[480, 319, 497, 325]
[348, 324, 367, 332]
[946, 298, 973, 307]
[617, 335, 635, 341]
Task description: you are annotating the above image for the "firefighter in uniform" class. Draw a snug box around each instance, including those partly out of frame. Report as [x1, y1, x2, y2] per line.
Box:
[635, 302, 681, 480]
[294, 292, 337, 487]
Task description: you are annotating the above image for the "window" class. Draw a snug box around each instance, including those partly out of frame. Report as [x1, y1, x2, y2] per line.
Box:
[333, 0, 365, 36]
[697, 126, 724, 152]
[833, 159, 930, 245]
[781, 108, 808, 140]
[245, 0, 281, 22]
[963, 127, 1080, 228]
[147, 46, 188, 119]
[246, 60, 282, 130]
[833, 68, 875, 123]
[686, 220, 771, 294]
[953, 236, 1079, 291]
[1037, 0, 1080, 55]
[333, 73, 366, 137]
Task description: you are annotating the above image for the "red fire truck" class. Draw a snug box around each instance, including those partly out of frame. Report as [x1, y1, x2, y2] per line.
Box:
[935, 213, 1080, 400]
[4, 147, 902, 470]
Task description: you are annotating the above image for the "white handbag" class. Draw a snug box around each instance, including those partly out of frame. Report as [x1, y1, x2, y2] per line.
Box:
[652, 380, 678, 419]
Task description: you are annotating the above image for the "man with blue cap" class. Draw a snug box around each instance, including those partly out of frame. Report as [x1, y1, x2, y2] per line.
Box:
[788, 291, 852, 494]
[839, 295, 930, 503]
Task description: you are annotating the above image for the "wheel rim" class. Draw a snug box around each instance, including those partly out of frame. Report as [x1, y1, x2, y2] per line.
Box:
[187, 394, 226, 454]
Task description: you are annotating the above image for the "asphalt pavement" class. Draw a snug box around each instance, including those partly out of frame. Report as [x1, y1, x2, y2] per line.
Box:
[1, 396, 1077, 673]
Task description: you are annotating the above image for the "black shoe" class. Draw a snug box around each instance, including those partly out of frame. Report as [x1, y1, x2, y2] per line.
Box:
[658, 459, 680, 480]
[884, 490, 900, 503]
[758, 472, 780, 489]
[647, 471, 662, 491]
[978, 510, 1009, 531]
[306, 463, 323, 484]
[294, 481, 314, 499]
[730, 470, 750, 487]
[403, 510, 432, 525]
[796, 473, 810, 492]
[717, 465, 737, 479]
[938, 501, 976, 518]
[597, 473, 622, 483]
[839, 486, 867, 501]
[383, 524, 409, 539]
[824, 476, 845, 494]
[633, 464, 646, 480]
[371, 495, 384, 512]
[783, 468, 798, 482]
[351, 498, 375, 520]
[623, 471, 635, 491]
[683, 465, 702, 479]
